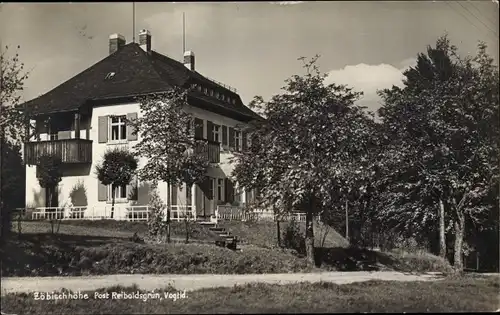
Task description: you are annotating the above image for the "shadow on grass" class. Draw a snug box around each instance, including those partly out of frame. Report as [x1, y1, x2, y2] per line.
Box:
[1, 233, 126, 277]
[314, 247, 400, 271]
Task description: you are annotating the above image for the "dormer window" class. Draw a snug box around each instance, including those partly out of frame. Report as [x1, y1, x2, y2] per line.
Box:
[221, 95, 225, 101]
[215, 91, 220, 99]
[104, 72, 116, 80]
[204, 87, 208, 94]
[210, 90, 214, 97]
[197, 85, 202, 92]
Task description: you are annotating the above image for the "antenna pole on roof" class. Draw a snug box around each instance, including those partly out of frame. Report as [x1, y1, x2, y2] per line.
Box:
[182, 12, 186, 53]
[133, 2, 136, 43]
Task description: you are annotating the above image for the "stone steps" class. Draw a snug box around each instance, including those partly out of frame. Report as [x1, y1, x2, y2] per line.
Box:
[198, 221, 239, 250]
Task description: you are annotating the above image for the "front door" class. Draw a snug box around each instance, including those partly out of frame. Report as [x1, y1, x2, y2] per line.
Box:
[197, 177, 214, 218]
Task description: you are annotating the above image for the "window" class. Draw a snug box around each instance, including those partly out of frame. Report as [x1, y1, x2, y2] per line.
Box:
[204, 87, 208, 94]
[212, 124, 221, 143]
[104, 72, 116, 80]
[110, 115, 127, 141]
[234, 130, 241, 151]
[215, 91, 220, 99]
[108, 184, 127, 201]
[232, 99, 236, 104]
[197, 85, 202, 92]
[210, 89, 214, 97]
[217, 179, 224, 201]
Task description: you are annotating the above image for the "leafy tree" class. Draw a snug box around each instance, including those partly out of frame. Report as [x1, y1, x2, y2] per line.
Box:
[377, 36, 499, 270]
[0, 138, 24, 240]
[0, 45, 31, 145]
[1, 45, 29, 241]
[131, 87, 210, 243]
[95, 148, 138, 219]
[232, 56, 374, 265]
[36, 155, 63, 234]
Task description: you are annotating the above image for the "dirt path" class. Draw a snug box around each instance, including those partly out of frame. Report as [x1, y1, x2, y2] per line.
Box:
[1, 271, 445, 295]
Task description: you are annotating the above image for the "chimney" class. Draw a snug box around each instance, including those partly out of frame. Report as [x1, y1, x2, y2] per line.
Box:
[139, 29, 152, 52]
[109, 34, 126, 55]
[183, 51, 195, 71]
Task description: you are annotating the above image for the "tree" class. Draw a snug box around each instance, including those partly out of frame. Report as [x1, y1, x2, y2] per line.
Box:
[95, 148, 138, 219]
[147, 181, 167, 243]
[377, 36, 499, 270]
[37, 155, 63, 234]
[1, 45, 29, 241]
[1, 45, 30, 144]
[232, 56, 374, 265]
[0, 138, 24, 239]
[131, 87, 210, 243]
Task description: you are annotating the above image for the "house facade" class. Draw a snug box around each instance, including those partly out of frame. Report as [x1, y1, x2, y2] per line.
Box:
[23, 30, 260, 220]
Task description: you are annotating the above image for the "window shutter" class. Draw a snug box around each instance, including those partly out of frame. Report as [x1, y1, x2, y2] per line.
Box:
[242, 131, 248, 151]
[98, 116, 108, 143]
[98, 180, 107, 201]
[206, 121, 214, 141]
[225, 178, 234, 203]
[194, 118, 204, 139]
[222, 125, 228, 146]
[126, 112, 138, 141]
[229, 127, 235, 149]
[171, 184, 178, 205]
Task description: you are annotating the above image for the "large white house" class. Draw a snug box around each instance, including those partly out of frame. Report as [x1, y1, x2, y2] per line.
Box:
[22, 29, 261, 220]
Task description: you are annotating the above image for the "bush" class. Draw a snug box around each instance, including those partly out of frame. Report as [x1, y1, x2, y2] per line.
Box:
[282, 219, 306, 255]
[147, 184, 166, 242]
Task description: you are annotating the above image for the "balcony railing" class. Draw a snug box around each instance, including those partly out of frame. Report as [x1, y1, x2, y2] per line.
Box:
[25, 139, 93, 165]
[195, 139, 220, 163]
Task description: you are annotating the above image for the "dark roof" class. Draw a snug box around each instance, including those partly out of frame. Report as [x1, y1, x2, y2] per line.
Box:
[24, 43, 260, 121]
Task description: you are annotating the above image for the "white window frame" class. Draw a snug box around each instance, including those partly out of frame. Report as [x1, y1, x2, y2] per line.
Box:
[109, 115, 127, 143]
[212, 124, 221, 143]
[107, 183, 128, 203]
[217, 178, 224, 202]
[234, 130, 242, 152]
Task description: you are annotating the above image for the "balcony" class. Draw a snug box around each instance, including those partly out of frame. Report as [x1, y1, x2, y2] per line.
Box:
[25, 139, 93, 165]
[195, 139, 220, 163]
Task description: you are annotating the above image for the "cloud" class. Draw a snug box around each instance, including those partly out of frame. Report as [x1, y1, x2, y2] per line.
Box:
[324, 59, 416, 112]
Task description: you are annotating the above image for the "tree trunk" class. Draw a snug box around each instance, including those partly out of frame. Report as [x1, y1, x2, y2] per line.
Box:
[453, 212, 465, 271]
[185, 216, 189, 244]
[48, 187, 55, 234]
[305, 209, 315, 266]
[276, 219, 281, 247]
[111, 186, 115, 219]
[166, 182, 171, 243]
[439, 198, 447, 258]
[345, 199, 349, 242]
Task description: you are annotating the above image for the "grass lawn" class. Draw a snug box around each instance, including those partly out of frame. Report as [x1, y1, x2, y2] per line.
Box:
[221, 219, 349, 249]
[3, 219, 454, 277]
[13, 220, 218, 242]
[2, 277, 498, 314]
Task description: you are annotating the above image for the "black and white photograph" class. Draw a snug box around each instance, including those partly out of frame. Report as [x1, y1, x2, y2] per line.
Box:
[0, 1, 499, 314]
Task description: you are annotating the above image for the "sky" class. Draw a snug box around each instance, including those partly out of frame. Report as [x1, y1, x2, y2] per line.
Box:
[0, 1, 498, 113]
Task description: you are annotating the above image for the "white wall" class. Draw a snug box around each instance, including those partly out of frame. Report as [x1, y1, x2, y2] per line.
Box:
[25, 100, 250, 215]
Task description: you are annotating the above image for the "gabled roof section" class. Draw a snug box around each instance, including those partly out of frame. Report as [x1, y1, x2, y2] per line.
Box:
[24, 43, 260, 121]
